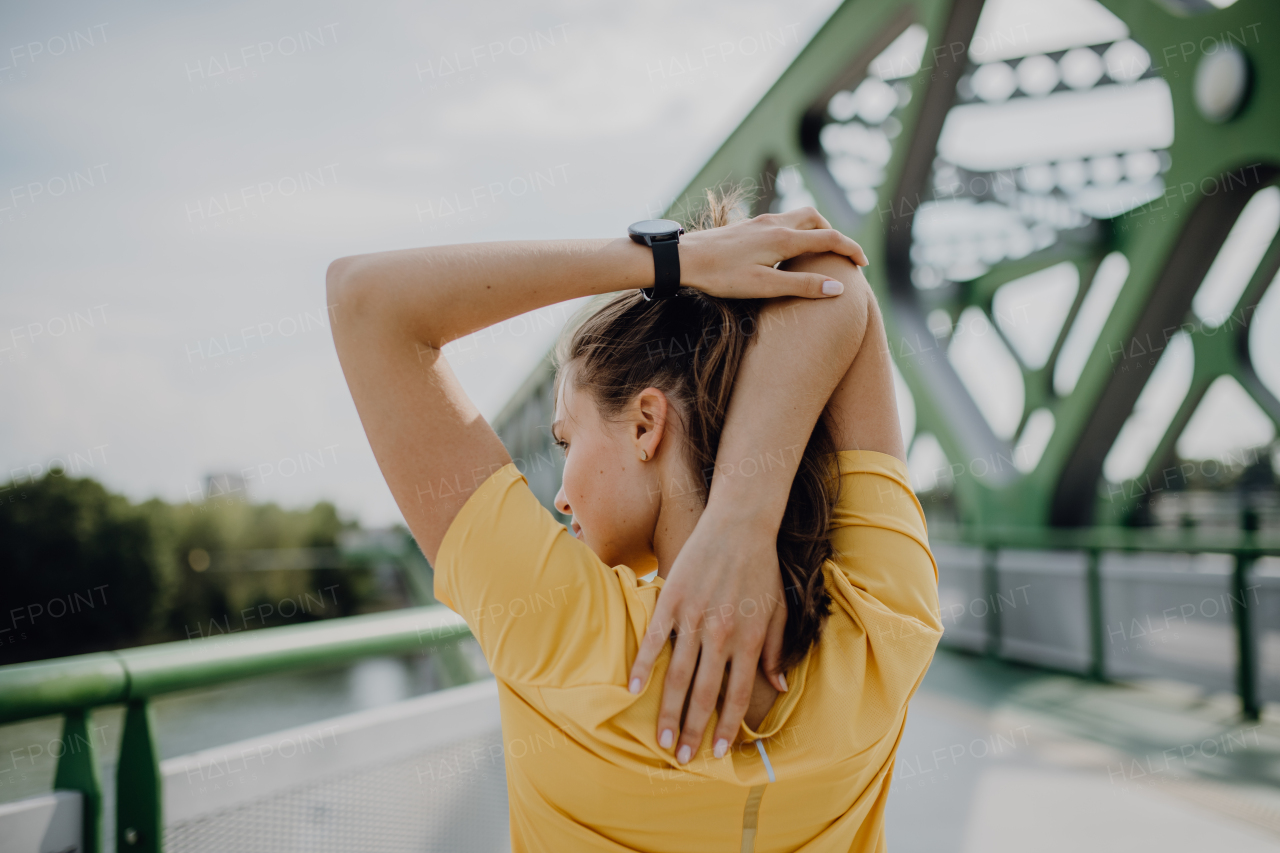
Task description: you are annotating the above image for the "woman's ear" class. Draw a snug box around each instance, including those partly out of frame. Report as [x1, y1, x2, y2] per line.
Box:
[630, 387, 669, 461]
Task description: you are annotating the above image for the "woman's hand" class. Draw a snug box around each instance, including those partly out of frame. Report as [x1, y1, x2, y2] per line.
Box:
[628, 508, 788, 764]
[680, 207, 868, 299]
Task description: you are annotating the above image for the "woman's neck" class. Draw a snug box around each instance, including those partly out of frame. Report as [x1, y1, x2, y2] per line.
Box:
[644, 466, 783, 728]
[650, 472, 706, 580]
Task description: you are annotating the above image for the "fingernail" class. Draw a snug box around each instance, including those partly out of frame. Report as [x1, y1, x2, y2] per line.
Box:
[629, 677, 641, 694]
[779, 673, 788, 692]
[660, 729, 673, 749]
[822, 280, 844, 296]
[714, 739, 729, 759]
[677, 744, 691, 764]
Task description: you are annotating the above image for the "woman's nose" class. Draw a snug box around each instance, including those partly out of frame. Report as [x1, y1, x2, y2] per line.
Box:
[554, 484, 571, 516]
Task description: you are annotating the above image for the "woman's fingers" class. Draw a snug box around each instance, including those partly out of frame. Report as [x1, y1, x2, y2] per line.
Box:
[629, 602, 674, 695]
[757, 208, 866, 264]
[757, 268, 847, 299]
[711, 658, 757, 758]
[784, 227, 868, 266]
[675, 643, 731, 764]
[681, 206, 869, 300]
[772, 206, 831, 231]
[656, 623, 703, 752]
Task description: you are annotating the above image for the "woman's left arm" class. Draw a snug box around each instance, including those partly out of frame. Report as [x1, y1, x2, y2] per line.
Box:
[630, 250, 891, 762]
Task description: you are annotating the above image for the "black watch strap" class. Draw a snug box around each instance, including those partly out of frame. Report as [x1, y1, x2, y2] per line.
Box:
[642, 237, 681, 301]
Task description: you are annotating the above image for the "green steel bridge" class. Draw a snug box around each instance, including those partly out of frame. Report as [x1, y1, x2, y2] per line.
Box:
[3, 0, 1280, 850]
[494, 0, 1280, 718]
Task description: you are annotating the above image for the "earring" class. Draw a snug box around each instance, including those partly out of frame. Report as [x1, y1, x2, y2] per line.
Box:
[639, 449, 649, 462]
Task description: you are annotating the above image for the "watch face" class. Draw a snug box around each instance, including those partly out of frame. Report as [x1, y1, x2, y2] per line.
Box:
[628, 219, 683, 239]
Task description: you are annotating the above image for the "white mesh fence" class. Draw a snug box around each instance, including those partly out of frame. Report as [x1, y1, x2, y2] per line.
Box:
[161, 680, 509, 853]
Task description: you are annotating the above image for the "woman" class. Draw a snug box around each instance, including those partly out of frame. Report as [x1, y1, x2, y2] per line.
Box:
[327, 195, 942, 852]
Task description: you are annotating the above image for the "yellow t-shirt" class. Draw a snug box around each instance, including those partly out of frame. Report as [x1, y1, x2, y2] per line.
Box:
[435, 450, 943, 852]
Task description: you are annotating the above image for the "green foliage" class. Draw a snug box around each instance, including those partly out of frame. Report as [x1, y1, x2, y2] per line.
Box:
[0, 475, 173, 662]
[152, 495, 372, 642]
[0, 472, 390, 665]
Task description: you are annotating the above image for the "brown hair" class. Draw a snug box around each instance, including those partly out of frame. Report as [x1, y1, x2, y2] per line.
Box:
[553, 187, 838, 674]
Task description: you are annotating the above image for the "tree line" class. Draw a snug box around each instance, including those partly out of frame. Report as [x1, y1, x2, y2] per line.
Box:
[0, 471, 399, 665]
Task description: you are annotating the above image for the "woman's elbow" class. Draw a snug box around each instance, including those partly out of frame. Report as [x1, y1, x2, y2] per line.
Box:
[326, 254, 379, 330]
[832, 265, 873, 338]
[326, 255, 359, 302]
[784, 251, 872, 317]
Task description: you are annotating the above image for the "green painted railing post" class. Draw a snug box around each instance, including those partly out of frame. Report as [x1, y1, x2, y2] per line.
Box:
[982, 547, 1001, 658]
[1235, 553, 1260, 721]
[53, 708, 103, 853]
[1086, 550, 1105, 682]
[117, 699, 163, 853]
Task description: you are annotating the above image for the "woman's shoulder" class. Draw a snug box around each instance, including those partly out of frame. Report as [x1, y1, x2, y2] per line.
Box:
[828, 448, 909, 473]
[820, 449, 942, 633]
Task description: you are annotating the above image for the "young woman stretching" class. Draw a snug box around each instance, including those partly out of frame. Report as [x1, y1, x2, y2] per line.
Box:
[327, 197, 943, 852]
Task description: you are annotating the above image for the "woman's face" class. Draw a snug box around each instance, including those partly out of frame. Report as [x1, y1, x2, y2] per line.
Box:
[551, 374, 664, 574]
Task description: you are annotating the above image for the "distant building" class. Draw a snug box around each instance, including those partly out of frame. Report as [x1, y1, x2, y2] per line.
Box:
[203, 471, 249, 502]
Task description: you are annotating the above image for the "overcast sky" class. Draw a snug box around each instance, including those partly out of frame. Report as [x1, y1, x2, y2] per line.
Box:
[0, 0, 842, 526]
[4, 0, 1275, 530]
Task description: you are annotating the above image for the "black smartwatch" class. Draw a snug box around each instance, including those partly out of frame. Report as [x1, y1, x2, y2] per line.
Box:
[627, 219, 684, 300]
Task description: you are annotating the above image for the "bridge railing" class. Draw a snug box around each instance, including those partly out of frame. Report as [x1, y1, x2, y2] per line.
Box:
[5, 529, 1278, 851]
[930, 525, 1280, 720]
[0, 605, 474, 853]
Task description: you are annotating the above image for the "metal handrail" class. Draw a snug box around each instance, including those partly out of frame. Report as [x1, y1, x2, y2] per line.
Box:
[7, 533, 1276, 853]
[925, 525, 1277, 726]
[929, 524, 1280, 556]
[0, 604, 472, 853]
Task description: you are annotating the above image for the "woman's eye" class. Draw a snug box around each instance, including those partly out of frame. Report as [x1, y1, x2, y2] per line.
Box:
[554, 440, 569, 455]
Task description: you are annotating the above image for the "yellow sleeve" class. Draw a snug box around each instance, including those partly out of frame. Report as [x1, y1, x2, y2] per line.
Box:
[433, 463, 639, 688]
[828, 450, 942, 633]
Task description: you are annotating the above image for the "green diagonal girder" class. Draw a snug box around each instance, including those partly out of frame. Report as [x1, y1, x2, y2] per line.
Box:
[1053, 0, 1280, 527]
[665, 0, 1280, 534]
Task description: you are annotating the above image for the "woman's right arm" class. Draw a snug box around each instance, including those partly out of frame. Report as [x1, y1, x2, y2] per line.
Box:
[327, 238, 650, 563]
[630, 250, 903, 762]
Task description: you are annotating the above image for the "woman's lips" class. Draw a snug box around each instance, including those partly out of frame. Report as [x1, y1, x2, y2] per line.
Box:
[571, 520, 582, 539]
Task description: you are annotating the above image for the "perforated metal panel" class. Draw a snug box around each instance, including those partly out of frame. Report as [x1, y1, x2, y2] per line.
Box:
[1101, 551, 1236, 692]
[996, 549, 1090, 671]
[163, 731, 508, 853]
[1251, 558, 1280, 706]
[160, 680, 509, 853]
[0, 791, 83, 853]
[935, 542, 990, 651]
